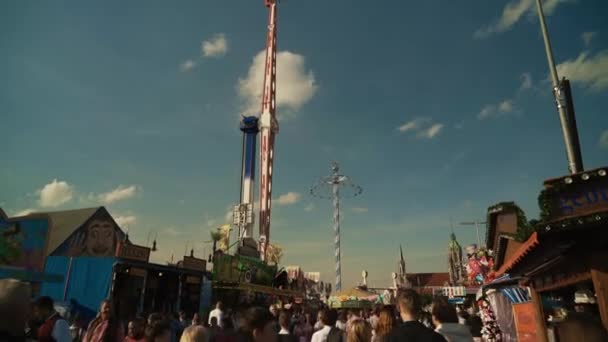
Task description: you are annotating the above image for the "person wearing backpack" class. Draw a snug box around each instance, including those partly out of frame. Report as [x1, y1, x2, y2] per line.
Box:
[33, 296, 72, 342]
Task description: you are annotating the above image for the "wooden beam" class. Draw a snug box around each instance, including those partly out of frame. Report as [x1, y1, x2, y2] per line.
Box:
[529, 286, 549, 342]
[535, 272, 591, 292]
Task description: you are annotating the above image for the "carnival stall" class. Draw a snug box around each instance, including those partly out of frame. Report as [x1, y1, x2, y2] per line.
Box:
[327, 287, 377, 309]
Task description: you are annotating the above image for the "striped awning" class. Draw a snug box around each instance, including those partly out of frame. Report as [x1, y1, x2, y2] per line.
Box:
[500, 286, 530, 304]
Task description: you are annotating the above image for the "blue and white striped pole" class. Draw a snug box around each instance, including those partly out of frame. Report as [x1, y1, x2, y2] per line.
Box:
[333, 182, 341, 291]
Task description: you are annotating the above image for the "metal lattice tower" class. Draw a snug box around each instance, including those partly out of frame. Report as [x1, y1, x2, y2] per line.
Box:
[310, 161, 362, 291]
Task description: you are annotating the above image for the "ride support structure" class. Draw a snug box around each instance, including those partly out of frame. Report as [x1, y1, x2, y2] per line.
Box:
[258, 0, 279, 262]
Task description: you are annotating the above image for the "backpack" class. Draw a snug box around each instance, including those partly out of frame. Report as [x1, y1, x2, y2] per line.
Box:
[327, 327, 344, 342]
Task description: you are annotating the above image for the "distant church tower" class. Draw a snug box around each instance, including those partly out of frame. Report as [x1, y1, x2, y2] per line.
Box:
[448, 231, 464, 285]
[397, 245, 410, 288]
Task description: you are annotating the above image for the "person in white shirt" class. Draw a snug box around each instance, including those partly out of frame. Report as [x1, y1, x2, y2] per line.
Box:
[311, 309, 340, 342]
[208, 301, 224, 329]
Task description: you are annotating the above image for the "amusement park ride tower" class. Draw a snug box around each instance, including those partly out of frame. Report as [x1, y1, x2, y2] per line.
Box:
[234, 0, 279, 261]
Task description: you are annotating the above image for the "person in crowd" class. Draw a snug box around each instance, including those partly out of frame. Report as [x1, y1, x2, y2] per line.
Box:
[125, 318, 146, 342]
[149, 314, 165, 327]
[313, 311, 324, 332]
[431, 298, 473, 342]
[367, 307, 379, 334]
[33, 296, 72, 342]
[192, 314, 202, 327]
[462, 303, 481, 342]
[387, 289, 445, 342]
[335, 312, 347, 332]
[180, 325, 208, 342]
[278, 311, 297, 342]
[215, 317, 237, 342]
[0, 279, 31, 342]
[209, 317, 220, 342]
[293, 312, 313, 342]
[179, 312, 189, 329]
[83, 299, 125, 342]
[170, 313, 185, 342]
[235, 307, 278, 342]
[311, 309, 343, 342]
[146, 320, 172, 342]
[372, 308, 395, 342]
[209, 302, 225, 329]
[557, 311, 608, 342]
[346, 319, 371, 342]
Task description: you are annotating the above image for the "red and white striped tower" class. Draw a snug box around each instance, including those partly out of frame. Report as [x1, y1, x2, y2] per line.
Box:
[258, 0, 279, 262]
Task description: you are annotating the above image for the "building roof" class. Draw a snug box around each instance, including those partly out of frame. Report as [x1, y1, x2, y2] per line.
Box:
[0, 208, 7, 220]
[406, 272, 450, 287]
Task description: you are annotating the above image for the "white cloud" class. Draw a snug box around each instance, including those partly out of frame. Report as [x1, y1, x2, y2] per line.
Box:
[398, 117, 443, 139]
[14, 208, 36, 216]
[478, 100, 515, 120]
[556, 50, 608, 91]
[520, 72, 533, 90]
[351, 207, 369, 213]
[115, 215, 137, 228]
[582, 31, 597, 47]
[276, 192, 301, 206]
[454, 122, 465, 130]
[304, 203, 315, 212]
[39, 179, 74, 208]
[417, 123, 444, 139]
[474, 0, 570, 38]
[180, 59, 196, 72]
[164, 227, 182, 236]
[238, 50, 317, 117]
[600, 130, 608, 149]
[202, 34, 228, 58]
[96, 185, 138, 205]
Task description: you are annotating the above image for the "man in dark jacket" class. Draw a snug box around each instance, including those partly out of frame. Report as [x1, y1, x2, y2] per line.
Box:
[387, 290, 446, 342]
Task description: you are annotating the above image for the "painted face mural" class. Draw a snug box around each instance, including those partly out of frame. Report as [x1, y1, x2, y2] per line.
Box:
[85, 220, 116, 256]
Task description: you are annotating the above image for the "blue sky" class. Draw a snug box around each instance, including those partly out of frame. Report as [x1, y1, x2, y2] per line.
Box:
[2, 0, 607, 287]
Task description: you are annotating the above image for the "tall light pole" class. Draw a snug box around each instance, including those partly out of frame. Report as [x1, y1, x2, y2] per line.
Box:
[459, 221, 486, 248]
[535, 0, 584, 174]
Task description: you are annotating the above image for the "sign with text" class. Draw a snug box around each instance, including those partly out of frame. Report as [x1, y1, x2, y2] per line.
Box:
[542, 175, 608, 221]
[115, 242, 150, 262]
[512, 302, 539, 342]
[182, 256, 206, 272]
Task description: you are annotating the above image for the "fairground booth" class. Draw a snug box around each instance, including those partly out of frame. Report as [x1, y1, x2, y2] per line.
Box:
[0, 207, 211, 324]
[477, 167, 608, 341]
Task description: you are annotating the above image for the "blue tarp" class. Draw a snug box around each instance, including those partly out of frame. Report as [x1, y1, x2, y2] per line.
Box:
[40, 256, 115, 318]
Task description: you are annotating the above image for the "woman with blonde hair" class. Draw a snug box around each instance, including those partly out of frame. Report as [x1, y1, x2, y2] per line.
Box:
[347, 319, 371, 342]
[372, 308, 394, 342]
[180, 325, 209, 342]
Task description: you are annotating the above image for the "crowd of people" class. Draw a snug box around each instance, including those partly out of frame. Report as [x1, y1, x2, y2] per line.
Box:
[6, 277, 607, 342]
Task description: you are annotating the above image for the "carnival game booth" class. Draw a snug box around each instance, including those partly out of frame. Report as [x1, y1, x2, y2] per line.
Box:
[212, 253, 304, 309]
[328, 287, 376, 309]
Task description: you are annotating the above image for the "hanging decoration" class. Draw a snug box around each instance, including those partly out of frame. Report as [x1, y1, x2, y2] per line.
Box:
[478, 298, 502, 341]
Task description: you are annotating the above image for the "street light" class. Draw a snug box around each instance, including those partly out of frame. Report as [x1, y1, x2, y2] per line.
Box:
[459, 221, 486, 248]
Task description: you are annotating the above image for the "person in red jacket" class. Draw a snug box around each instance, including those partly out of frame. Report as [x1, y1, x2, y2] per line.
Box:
[33, 296, 72, 342]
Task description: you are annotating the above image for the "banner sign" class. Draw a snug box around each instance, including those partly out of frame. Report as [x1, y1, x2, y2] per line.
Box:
[541, 173, 608, 221]
[115, 242, 150, 262]
[182, 256, 206, 272]
[213, 254, 277, 286]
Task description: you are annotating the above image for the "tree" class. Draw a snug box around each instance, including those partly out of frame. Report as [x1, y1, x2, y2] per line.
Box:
[210, 230, 222, 253]
[267, 243, 284, 265]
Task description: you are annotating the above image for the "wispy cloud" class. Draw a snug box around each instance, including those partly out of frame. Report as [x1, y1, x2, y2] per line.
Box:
[397, 118, 444, 139]
[180, 59, 196, 72]
[600, 130, 608, 149]
[115, 215, 137, 228]
[304, 203, 315, 212]
[276, 192, 301, 206]
[95, 185, 139, 205]
[519, 72, 533, 91]
[556, 50, 608, 91]
[351, 207, 369, 213]
[39, 179, 74, 208]
[582, 31, 597, 47]
[14, 208, 36, 216]
[238, 50, 317, 118]
[478, 100, 515, 120]
[202, 33, 228, 58]
[474, 0, 571, 38]
[164, 227, 182, 237]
